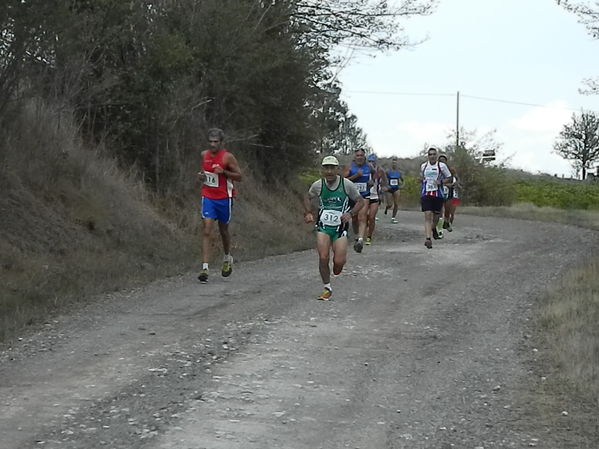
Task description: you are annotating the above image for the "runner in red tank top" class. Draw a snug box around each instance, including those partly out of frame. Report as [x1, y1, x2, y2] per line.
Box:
[197, 128, 242, 283]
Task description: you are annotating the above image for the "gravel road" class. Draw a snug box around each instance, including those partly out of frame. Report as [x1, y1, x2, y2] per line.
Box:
[1, 211, 598, 449]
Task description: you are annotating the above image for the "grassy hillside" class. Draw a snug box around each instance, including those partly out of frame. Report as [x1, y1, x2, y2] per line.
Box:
[0, 101, 312, 341]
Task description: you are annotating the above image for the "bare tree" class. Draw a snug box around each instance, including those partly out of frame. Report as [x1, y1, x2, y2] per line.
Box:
[292, 0, 438, 51]
[554, 110, 599, 179]
[558, 0, 599, 94]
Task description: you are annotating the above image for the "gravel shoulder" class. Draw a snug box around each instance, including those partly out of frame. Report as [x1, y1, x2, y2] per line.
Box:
[1, 211, 598, 449]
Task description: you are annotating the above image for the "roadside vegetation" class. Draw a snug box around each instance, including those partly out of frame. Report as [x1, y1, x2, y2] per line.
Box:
[0, 1, 436, 341]
[1, 0, 598, 431]
[374, 147, 599, 410]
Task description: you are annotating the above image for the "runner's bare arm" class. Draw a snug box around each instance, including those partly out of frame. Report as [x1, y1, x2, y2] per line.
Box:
[221, 153, 242, 181]
[343, 165, 351, 178]
[352, 197, 366, 216]
[379, 168, 389, 191]
[303, 193, 315, 223]
[439, 162, 452, 185]
[197, 150, 208, 183]
[344, 165, 362, 180]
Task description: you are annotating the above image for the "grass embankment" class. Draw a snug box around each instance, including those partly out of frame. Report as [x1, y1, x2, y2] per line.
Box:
[0, 102, 313, 342]
[374, 158, 599, 407]
[461, 201, 599, 411]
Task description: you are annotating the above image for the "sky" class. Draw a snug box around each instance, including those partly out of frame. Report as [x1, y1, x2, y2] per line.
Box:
[336, 0, 599, 177]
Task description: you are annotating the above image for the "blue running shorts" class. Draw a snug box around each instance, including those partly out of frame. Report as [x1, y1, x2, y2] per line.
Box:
[201, 197, 233, 224]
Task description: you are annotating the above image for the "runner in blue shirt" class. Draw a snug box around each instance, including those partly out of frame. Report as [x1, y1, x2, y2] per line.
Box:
[384, 156, 404, 224]
[343, 148, 372, 253]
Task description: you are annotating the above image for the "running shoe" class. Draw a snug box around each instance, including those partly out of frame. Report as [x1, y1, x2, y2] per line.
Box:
[424, 238, 432, 249]
[446, 222, 453, 232]
[221, 259, 233, 277]
[432, 228, 440, 240]
[443, 220, 450, 230]
[198, 269, 209, 283]
[317, 287, 332, 301]
[354, 238, 363, 253]
[391, 217, 398, 224]
[365, 237, 372, 245]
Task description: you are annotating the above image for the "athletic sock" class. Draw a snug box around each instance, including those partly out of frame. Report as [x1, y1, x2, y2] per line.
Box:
[324, 283, 332, 291]
[202, 263, 209, 270]
[224, 254, 233, 262]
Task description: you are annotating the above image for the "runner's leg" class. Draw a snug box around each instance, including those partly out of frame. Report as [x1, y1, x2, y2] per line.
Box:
[332, 236, 348, 275]
[392, 190, 400, 220]
[218, 221, 231, 256]
[316, 232, 332, 285]
[202, 218, 216, 265]
[358, 204, 368, 238]
[384, 192, 391, 215]
[367, 200, 379, 240]
[424, 210, 434, 240]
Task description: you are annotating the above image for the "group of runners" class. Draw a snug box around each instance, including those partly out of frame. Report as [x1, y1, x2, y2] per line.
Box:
[196, 130, 460, 301]
[303, 146, 461, 300]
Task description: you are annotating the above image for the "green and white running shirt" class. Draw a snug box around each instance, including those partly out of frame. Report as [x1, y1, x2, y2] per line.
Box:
[308, 176, 362, 229]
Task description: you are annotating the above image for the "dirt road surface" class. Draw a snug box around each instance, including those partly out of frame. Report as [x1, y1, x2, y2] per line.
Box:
[1, 211, 598, 449]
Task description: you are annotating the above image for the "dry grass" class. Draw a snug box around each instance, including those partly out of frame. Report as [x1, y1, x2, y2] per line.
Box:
[0, 100, 312, 342]
[460, 203, 599, 410]
[539, 259, 599, 405]
[459, 202, 599, 231]
[0, 101, 196, 339]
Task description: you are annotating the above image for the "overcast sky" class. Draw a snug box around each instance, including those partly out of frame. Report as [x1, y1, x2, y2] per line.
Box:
[336, 0, 599, 176]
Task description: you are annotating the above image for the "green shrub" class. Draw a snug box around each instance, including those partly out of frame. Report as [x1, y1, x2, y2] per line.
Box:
[515, 179, 599, 210]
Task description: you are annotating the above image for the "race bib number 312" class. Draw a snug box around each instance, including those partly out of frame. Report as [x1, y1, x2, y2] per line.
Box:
[321, 210, 342, 226]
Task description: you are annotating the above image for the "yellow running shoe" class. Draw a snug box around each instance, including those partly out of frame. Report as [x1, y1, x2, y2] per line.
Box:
[198, 269, 209, 283]
[221, 259, 233, 277]
[365, 237, 372, 245]
[317, 287, 332, 301]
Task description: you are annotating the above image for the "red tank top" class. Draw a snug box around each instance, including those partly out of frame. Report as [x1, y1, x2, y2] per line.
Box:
[201, 149, 236, 199]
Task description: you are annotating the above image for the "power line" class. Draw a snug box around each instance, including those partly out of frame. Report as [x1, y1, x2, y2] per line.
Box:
[461, 94, 574, 110]
[344, 89, 599, 113]
[345, 90, 454, 97]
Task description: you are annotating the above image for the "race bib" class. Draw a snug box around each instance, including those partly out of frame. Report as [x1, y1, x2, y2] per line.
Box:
[204, 171, 219, 187]
[321, 210, 342, 226]
[443, 186, 449, 196]
[390, 179, 399, 186]
[423, 167, 439, 192]
[355, 182, 367, 193]
[425, 180, 438, 192]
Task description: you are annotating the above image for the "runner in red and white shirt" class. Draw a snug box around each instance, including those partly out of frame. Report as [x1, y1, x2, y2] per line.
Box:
[197, 128, 242, 283]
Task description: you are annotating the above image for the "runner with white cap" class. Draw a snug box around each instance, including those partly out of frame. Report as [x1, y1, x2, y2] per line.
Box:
[304, 155, 365, 300]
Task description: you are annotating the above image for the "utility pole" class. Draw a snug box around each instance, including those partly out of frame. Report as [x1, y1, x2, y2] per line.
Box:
[456, 90, 460, 151]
